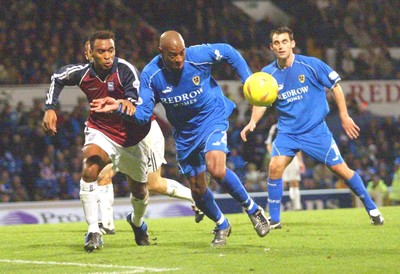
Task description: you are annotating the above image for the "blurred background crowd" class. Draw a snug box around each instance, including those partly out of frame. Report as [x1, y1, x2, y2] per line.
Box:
[0, 0, 399, 204]
[1, 0, 399, 84]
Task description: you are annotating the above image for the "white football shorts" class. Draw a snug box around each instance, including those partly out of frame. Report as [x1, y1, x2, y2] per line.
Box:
[83, 120, 166, 183]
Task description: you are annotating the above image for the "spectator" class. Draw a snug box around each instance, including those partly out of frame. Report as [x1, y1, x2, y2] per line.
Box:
[389, 157, 400, 205]
[10, 175, 29, 202]
[366, 169, 388, 207]
[244, 163, 267, 192]
[313, 163, 335, 189]
[36, 155, 58, 200]
[0, 169, 12, 194]
[21, 154, 39, 201]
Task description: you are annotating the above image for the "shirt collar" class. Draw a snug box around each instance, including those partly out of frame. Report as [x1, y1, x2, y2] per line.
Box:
[276, 54, 296, 70]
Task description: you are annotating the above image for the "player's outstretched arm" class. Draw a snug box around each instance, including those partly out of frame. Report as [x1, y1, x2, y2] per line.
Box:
[240, 106, 267, 142]
[331, 83, 360, 139]
[42, 109, 58, 136]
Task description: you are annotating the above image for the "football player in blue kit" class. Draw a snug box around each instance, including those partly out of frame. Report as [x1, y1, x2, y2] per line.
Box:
[241, 26, 384, 228]
[90, 30, 270, 246]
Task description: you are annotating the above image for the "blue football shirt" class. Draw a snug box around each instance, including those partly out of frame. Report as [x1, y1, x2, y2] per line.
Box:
[262, 54, 340, 134]
[134, 43, 252, 159]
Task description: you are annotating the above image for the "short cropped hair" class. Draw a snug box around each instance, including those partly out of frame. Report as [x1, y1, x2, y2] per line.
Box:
[269, 26, 294, 42]
[89, 30, 115, 49]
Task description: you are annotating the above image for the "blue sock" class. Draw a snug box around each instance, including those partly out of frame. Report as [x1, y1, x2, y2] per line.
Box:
[346, 172, 377, 212]
[193, 187, 227, 227]
[267, 178, 283, 222]
[217, 168, 258, 215]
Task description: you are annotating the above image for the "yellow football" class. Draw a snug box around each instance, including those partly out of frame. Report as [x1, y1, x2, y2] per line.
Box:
[243, 72, 278, 106]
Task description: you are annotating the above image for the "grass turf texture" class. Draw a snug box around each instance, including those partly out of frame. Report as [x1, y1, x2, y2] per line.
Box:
[0, 206, 398, 273]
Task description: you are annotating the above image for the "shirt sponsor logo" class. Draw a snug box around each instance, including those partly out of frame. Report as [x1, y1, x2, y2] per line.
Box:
[160, 88, 204, 107]
[278, 86, 309, 103]
[107, 82, 114, 92]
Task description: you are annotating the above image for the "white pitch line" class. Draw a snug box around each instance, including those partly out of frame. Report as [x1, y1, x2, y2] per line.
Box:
[0, 259, 180, 272]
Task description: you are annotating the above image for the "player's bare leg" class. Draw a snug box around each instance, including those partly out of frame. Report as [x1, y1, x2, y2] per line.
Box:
[147, 168, 204, 223]
[99, 163, 204, 223]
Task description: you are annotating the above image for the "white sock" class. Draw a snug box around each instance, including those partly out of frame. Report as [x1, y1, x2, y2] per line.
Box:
[79, 179, 100, 233]
[294, 187, 302, 210]
[129, 192, 149, 227]
[98, 184, 115, 230]
[165, 178, 194, 204]
[290, 187, 302, 210]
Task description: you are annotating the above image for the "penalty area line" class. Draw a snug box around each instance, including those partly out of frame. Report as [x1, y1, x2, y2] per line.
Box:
[0, 259, 180, 272]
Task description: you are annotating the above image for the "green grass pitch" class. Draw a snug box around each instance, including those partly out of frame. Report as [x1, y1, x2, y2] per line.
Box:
[0, 206, 399, 273]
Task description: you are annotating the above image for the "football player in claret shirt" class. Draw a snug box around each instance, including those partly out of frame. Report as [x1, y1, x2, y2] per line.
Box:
[90, 30, 271, 247]
[83, 41, 204, 236]
[42, 30, 202, 252]
[241, 26, 384, 228]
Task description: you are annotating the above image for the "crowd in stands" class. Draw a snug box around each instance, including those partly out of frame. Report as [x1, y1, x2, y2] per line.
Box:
[1, 0, 400, 204]
[0, 0, 399, 85]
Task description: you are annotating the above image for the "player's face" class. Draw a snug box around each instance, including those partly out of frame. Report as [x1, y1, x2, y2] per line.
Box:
[161, 45, 186, 72]
[91, 39, 115, 72]
[270, 33, 295, 60]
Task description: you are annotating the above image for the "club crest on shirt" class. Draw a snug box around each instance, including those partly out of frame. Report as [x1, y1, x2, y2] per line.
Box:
[298, 75, 305, 83]
[192, 76, 200, 85]
[107, 82, 114, 92]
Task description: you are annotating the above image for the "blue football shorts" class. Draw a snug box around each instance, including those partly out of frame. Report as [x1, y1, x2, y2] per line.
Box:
[178, 121, 230, 177]
[271, 122, 344, 166]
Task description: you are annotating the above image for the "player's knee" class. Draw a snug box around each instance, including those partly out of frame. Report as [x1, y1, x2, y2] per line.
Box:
[82, 155, 108, 181]
[82, 171, 98, 182]
[208, 167, 226, 181]
[329, 163, 353, 180]
[269, 164, 284, 179]
[129, 181, 148, 200]
[146, 175, 162, 193]
[190, 183, 207, 200]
